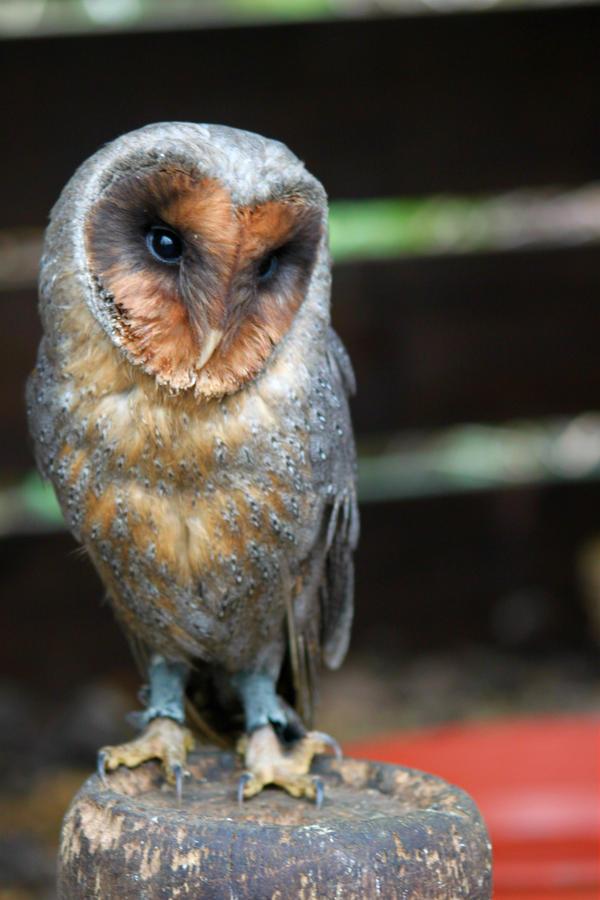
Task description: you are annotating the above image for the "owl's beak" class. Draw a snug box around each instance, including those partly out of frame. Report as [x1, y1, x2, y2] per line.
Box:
[196, 327, 224, 370]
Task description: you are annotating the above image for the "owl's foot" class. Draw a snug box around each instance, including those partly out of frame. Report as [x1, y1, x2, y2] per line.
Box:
[97, 716, 194, 800]
[237, 723, 341, 807]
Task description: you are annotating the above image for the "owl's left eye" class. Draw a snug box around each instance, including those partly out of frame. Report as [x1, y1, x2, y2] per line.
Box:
[146, 225, 183, 264]
[257, 251, 279, 282]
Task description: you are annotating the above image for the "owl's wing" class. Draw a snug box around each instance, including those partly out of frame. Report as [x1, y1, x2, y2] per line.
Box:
[312, 328, 360, 668]
[284, 327, 358, 726]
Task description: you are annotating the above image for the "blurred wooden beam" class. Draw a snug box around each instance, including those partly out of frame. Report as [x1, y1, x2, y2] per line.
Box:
[2, 5, 600, 227]
[4, 243, 600, 472]
[5, 184, 600, 290]
[334, 244, 600, 433]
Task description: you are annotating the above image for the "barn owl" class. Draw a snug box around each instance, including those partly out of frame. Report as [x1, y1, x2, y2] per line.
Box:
[27, 122, 358, 804]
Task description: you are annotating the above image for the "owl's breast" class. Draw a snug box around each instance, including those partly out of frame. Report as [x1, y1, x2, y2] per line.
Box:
[32, 339, 323, 669]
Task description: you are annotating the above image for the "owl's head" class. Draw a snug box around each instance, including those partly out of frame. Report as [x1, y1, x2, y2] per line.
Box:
[42, 123, 329, 398]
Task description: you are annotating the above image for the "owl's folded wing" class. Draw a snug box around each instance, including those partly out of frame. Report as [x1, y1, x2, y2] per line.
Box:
[316, 328, 360, 670]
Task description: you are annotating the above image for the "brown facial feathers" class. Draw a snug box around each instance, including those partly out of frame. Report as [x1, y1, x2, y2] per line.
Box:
[197, 200, 322, 396]
[85, 168, 322, 398]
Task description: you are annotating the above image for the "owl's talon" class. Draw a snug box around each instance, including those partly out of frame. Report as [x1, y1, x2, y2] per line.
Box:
[313, 776, 324, 809]
[237, 772, 252, 805]
[311, 731, 342, 762]
[173, 763, 183, 804]
[96, 750, 108, 788]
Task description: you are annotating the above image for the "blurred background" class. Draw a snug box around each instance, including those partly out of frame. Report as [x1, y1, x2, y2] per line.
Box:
[1, 1, 599, 897]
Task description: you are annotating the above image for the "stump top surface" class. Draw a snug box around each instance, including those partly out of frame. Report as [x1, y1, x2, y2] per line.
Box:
[101, 749, 475, 826]
[59, 750, 493, 899]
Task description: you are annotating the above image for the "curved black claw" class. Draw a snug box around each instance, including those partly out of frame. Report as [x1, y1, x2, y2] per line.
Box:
[313, 776, 325, 810]
[173, 763, 183, 805]
[96, 751, 108, 788]
[313, 732, 343, 762]
[237, 772, 252, 806]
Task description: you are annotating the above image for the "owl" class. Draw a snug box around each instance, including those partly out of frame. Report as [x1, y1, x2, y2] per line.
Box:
[27, 123, 358, 804]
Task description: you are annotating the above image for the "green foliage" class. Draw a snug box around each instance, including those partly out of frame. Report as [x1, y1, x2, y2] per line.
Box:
[329, 196, 483, 261]
[21, 470, 63, 523]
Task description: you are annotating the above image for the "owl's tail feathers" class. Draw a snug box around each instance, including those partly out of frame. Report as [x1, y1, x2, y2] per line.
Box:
[284, 578, 317, 728]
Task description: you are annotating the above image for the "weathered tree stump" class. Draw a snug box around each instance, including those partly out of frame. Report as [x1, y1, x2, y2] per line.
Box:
[58, 749, 492, 899]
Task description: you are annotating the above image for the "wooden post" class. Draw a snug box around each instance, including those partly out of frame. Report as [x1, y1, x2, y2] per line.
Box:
[58, 749, 492, 898]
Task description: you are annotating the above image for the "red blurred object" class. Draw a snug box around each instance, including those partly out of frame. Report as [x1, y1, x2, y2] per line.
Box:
[345, 714, 600, 900]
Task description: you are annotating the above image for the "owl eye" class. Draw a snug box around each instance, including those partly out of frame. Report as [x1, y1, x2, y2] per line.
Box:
[257, 251, 279, 282]
[146, 225, 183, 264]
